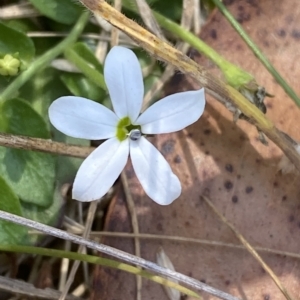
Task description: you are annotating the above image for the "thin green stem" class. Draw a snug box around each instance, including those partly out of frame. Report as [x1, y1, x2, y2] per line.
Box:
[123, 2, 253, 89]
[64, 47, 106, 90]
[0, 244, 199, 298]
[0, 12, 90, 102]
[211, 0, 300, 107]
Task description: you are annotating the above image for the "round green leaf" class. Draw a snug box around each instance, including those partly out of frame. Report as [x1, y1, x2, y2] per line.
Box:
[21, 185, 63, 245]
[28, 0, 83, 25]
[0, 175, 28, 244]
[0, 99, 56, 207]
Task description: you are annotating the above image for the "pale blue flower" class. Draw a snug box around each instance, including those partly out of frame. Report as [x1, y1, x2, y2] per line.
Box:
[49, 46, 206, 205]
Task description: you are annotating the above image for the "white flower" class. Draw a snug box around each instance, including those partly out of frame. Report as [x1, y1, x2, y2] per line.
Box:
[49, 46, 206, 205]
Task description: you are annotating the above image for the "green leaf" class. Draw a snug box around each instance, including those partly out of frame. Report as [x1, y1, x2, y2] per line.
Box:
[0, 99, 55, 207]
[19, 67, 69, 121]
[21, 185, 63, 245]
[53, 132, 89, 183]
[72, 43, 103, 73]
[0, 175, 28, 244]
[28, 0, 83, 25]
[0, 22, 35, 68]
[60, 73, 106, 102]
[64, 42, 106, 90]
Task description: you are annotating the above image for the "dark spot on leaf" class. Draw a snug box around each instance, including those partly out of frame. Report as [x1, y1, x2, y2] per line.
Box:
[270, 234, 273, 238]
[156, 223, 163, 231]
[237, 12, 251, 23]
[264, 295, 270, 300]
[161, 139, 175, 155]
[289, 215, 295, 222]
[276, 28, 286, 37]
[255, 158, 261, 164]
[237, 174, 241, 179]
[246, 0, 259, 7]
[266, 102, 273, 109]
[187, 48, 199, 60]
[282, 195, 287, 201]
[225, 164, 234, 173]
[232, 195, 238, 203]
[188, 132, 193, 138]
[273, 181, 279, 187]
[200, 279, 206, 283]
[224, 180, 233, 190]
[210, 29, 217, 39]
[225, 280, 230, 285]
[173, 155, 181, 164]
[203, 129, 211, 135]
[205, 150, 210, 155]
[203, 188, 210, 196]
[236, 44, 243, 51]
[245, 186, 253, 193]
[125, 167, 135, 179]
[291, 29, 300, 39]
[185, 221, 191, 227]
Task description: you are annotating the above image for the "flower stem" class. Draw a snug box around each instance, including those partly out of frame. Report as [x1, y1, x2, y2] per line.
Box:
[0, 12, 90, 102]
[211, 0, 300, 107]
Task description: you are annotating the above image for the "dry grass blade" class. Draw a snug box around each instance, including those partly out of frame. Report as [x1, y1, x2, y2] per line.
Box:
[156, 248, 181, 300]
[121, 172, 142, 300]
[0, 133, 93, 158]
[0, 210, 240, 300]
[134, 0, 164, 39]
[59, 201, 98, 300]
[88, 231, 300, 260]
[111, 0, 122, 46]
[142, 0, 195, 109]
[0, 2, 39, 19]
[201, 195, 294, 300]
[181, 0, 196, 29]
[0, 276, 82, 300]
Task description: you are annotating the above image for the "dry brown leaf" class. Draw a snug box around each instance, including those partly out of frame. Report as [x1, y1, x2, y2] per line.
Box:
[92, 0, 300, 299]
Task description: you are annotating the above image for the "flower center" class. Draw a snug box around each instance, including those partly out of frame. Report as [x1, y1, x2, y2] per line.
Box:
[116, 116, 141, 141]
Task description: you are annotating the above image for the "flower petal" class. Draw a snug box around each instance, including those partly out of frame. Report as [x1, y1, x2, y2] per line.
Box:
[136, 88, 205, 134]
[104, 46, 144, 121]
[73, 138, 129, 201]
[130, 137, 181, 205]
[49, 96, 118, 140]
